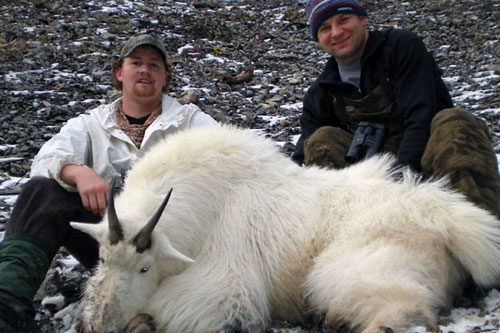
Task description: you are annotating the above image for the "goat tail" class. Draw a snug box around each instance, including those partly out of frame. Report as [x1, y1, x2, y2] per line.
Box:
[437, 192, 500, 287]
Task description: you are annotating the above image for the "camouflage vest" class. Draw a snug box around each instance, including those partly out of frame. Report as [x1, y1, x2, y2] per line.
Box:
[332, 83, 403, 154]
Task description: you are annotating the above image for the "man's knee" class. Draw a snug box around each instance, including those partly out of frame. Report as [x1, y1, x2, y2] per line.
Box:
[432, 107, 489, 135]
[424, 108, 500, 217]
[426, 108, 492, 165]
[21, 176, 55, 189]
[15, 177, 62, 205]
[6, 177, 77, 247]
[304, 126, 352, 168]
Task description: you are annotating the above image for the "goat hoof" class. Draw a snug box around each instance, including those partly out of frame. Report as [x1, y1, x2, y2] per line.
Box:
[379, 326, 394, 333]
[124, 313, 156, 333]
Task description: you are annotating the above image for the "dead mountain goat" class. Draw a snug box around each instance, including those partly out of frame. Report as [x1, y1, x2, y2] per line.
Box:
[72, 124, 500, 333]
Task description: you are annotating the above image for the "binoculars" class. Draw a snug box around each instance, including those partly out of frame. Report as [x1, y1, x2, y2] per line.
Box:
[345, 122, 387, 163]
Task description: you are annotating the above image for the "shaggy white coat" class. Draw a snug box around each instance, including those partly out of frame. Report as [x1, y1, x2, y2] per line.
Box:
[72, 124, 500, 333]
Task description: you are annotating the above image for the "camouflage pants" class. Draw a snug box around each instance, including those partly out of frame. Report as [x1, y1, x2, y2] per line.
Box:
[304, 108, 500, 218]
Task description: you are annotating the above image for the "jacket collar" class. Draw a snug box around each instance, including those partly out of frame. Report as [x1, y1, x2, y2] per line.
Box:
[92, 94, 188, 130]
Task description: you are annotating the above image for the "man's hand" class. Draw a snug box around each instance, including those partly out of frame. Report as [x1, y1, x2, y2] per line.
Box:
[60, 165, 110, 216]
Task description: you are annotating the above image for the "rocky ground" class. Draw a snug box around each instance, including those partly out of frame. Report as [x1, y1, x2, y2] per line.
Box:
[0, 0, 499, 332]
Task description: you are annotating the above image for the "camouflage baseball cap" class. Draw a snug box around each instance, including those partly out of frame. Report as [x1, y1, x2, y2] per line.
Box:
[119, 34, 168, 61]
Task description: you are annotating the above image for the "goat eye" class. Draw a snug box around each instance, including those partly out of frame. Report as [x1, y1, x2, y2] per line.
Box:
[140, 267, 150, 273]
[99, 258, 105, 264]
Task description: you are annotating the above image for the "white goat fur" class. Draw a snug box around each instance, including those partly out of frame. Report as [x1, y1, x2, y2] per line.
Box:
[72, 124, 500, 333]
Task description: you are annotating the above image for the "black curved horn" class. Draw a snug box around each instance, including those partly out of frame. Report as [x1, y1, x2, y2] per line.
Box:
[108, 178, 124, 245]
[134, 188, 173, 253]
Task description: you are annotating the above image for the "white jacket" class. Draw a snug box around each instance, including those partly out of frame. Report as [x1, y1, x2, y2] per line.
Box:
[31, 94, 216, 191]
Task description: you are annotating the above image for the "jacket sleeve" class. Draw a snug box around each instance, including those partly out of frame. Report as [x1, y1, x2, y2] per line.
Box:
[186, 104, 217, 127]
[389, 31, 443, 171]
[292, 82, 340, 165]
[30, 116, 91, 191]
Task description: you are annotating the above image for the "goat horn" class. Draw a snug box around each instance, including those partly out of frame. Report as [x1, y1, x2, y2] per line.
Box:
[108, 178, 124, 245]
[134, 188, 173, 253]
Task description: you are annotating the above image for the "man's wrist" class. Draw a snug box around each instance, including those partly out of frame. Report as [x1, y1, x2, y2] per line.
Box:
[60, 164, 92, 187]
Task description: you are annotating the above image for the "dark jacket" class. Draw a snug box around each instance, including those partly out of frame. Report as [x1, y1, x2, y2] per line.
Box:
[292, 29, 453, 170]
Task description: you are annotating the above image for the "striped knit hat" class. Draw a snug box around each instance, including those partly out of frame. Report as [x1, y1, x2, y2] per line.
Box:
[306, 0, 368, 41]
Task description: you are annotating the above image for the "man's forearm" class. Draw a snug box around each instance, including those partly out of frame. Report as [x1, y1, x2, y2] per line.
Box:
[59, 164, 92, 187]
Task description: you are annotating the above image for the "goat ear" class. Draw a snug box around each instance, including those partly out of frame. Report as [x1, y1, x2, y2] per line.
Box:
[71, 222, 105, 243]
[156, 234, 194, 263]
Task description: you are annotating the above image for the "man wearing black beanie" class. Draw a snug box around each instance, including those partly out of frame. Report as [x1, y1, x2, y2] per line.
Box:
[293, 0, 499, 219]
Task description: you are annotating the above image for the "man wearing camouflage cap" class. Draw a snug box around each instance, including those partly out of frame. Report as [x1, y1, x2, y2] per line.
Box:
[293, 0, 499, 218]
[0, 34, 216, 332]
